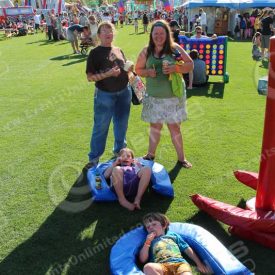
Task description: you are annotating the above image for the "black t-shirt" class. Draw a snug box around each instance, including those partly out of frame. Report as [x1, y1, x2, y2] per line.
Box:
[86, 46, 129, 92]
[172, 30, 180, 43]
[143, 14, 149, 25]
[68, 24, 84, 32]
[261, 16, 273, 35]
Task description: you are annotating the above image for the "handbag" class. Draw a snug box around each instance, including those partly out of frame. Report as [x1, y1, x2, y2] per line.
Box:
[131, 86, 141, 105]
[129, 72, 146, 105]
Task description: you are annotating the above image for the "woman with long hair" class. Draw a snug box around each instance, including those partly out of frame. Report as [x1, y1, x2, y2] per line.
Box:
[135, 20, 193, 168]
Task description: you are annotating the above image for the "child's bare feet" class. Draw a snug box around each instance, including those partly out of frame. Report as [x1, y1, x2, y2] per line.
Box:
[119, 198, 135, 211]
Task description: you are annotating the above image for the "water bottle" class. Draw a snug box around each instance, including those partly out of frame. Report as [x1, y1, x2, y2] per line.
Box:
[95, 171, 102, 190]
[131, 75, 146, 103]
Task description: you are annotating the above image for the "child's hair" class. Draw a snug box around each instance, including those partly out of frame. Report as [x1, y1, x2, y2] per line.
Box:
[97, 21, 115, 35]
[189, 49, 199, 60]
[83, 26, 89, 31]
[118, 148, 134, 158]
[142, 212, 170, 233]
[252, 32, 261, 44]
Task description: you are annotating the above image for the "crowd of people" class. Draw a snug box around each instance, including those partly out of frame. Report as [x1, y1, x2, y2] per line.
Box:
[233, 8, 275, 59]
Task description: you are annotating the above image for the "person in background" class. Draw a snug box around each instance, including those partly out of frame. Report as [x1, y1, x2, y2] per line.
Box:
[169, 20, 180, 43]
[199, 8, 207, 34]
[45, 11, 53, 40]
[185, 49, 208, 89]
[88, 15, 98, 45]
[33, 11, 41, 33]
[254, 10, 262, 33]
[79, 12, 89, 26]
[67, 24, 84, 53]
[261, 10, 274, 58]
[191, 26, 208, 39]
[142, 12, 149, 33]
[134, 18, 139, 34]
[252, 32, 262, 61]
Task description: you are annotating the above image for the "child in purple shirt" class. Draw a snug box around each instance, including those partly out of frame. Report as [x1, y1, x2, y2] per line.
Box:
[104, 148, 151, 211]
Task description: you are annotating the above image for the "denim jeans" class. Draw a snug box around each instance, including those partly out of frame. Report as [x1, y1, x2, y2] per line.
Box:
[88, 86, 131, 163]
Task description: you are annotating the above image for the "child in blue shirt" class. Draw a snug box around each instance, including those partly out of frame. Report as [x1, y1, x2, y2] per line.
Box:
[139, 213, 211, 274]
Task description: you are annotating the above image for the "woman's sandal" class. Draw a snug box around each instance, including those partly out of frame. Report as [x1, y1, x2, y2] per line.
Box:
[143, 153, 155, 161]
[177, 160, 192, 169]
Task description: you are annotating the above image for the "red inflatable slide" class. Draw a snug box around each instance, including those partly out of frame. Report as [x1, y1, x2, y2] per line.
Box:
[191, 37, 275, 250]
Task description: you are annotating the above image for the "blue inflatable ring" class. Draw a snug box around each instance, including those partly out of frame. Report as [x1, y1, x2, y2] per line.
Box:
[87, 159, 174, 201]
[110, 222, 252, 275]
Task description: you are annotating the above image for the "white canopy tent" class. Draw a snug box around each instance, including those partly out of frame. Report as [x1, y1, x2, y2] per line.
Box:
[182, 0, 275, 33]
[0, 0, 14, 8]
[181, 0, 275, 9]
[181, 0, 240, 9]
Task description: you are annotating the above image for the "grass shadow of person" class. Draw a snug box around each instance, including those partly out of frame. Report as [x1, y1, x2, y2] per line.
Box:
[62, 58, 87, 67]
[168, 161, 184, 183]
[0, 167, 173, 275]
[187, 82, 225, 99]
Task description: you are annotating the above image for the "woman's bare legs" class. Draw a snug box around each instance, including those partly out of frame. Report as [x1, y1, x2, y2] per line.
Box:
[147, 123, 163, 158]
[167, 123, 192, 168]
[188, 71, 193, 89]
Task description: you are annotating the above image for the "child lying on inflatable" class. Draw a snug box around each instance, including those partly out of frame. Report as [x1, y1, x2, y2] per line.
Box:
[104, 148, 151, 211]
[139, 212, 212, 274]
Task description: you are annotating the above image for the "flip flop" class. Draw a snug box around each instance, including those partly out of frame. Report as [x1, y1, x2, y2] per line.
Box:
[143, 153, 155, 161]
[178, 160, 192, 169]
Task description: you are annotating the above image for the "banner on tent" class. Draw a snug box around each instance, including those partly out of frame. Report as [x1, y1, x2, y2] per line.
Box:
[5, 6, 33, 16]
[134, 0, 152, 4]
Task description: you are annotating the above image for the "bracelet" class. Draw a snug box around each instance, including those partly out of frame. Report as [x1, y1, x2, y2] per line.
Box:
[144, 240, 151, 247]
[175, 64, 182, 73]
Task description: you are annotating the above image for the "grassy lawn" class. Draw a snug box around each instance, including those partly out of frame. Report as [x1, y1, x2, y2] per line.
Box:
[0, 26, 273, 275]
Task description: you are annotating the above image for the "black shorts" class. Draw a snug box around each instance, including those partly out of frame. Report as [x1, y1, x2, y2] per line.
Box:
[35, 24, 40, 30]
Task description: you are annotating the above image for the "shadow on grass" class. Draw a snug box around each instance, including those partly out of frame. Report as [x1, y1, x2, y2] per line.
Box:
[50, 54, 87, 66]
[0, 169, 172, 275]
[186, 82, 225, 99]
[169, 161, 183, 183]
[26, 39, 47, 44]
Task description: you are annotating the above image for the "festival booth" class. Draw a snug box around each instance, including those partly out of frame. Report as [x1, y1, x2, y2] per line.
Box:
[181, 0, 239, 34]
[182, 0, 275, 35]
[178, 35, 229, 82]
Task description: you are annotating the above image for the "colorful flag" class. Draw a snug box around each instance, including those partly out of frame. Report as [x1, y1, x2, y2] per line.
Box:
[162, 0, 171, 11]
[117, 0, 124, 13]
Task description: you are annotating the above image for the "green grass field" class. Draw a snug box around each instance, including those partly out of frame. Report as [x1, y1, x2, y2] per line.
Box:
[0, 26, 274, 275]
